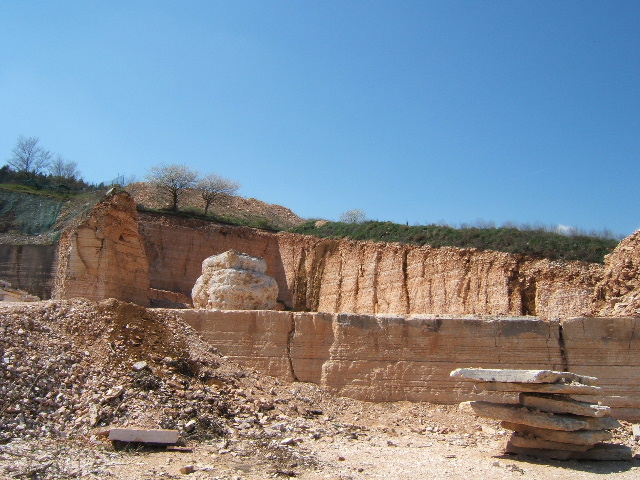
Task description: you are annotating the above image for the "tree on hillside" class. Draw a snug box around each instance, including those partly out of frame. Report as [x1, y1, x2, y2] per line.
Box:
[49, 155, 80, 180]
[146, 163, 199, 211]
[197, 174, 240, 215]
[8, 136, 52, 179]
[340, 209, 366, 224]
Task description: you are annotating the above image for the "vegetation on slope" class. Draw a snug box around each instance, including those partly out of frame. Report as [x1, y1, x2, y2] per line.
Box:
[289, 220, 619, 264]
[137, 205, 283, 231]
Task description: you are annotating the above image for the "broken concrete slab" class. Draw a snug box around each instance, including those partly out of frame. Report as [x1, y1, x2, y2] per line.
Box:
[450, 368, 598, 385]
[501, 421, 613, 445]
[520, 393, 611, 417]
[108, 428, 179, 445]
[508, 433, 592, 452]
[474, 381, 602, 395]
[505, 442, 633, 461]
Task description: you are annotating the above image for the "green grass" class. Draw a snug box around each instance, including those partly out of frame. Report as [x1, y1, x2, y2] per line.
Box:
[0, 183, 103, 202]
[289, 220, 619, 264]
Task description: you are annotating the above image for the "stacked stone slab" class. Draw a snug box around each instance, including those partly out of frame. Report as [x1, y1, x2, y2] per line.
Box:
[451, 368, 633, 460]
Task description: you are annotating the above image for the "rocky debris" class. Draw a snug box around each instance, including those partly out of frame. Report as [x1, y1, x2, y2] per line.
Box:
[593, 228, 640, 316]
[454, 368, 632, 461]
[1, 299, 638, 478]
[192, 250, 278, 310]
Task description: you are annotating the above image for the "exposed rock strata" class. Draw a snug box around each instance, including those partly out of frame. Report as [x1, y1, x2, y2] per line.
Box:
[52, 192, 150, 306]
[0, 244, 57, 299]
[176, 309, 640, 420]
[140, 212, 603, 319]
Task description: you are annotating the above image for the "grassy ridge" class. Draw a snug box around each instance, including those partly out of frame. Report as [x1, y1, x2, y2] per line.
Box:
[289, 220, 619, 264]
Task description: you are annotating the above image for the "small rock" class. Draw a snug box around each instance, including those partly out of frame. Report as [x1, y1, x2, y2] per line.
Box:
[132, 361, 148, 372]
[280, 437, 296, 446]
[179, 465, 195, 474]
[184, 419, 197, 432]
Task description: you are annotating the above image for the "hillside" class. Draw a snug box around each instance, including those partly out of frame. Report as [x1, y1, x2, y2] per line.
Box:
[125, 182, 304, 231]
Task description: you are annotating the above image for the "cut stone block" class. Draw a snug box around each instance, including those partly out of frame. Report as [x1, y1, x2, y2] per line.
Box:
[474, 382, 602, 395]
[508, 433, 592, 452]
[450, 368, 598, 385]
[463, 401, 618, 431]
[505, 442, 633, 461]
[501, 422, 613, 445]
[108, 428, 179, 444]
[519, 393, 611, 417]
[464, 401, 587, 430]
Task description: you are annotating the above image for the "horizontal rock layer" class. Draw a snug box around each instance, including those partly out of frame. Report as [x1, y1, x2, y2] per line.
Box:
[140, 212, 603, 319]
[175, 309, 640, 420]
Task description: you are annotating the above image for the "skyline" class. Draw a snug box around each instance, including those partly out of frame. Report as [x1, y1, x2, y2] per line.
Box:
[1, 1, 638, 236]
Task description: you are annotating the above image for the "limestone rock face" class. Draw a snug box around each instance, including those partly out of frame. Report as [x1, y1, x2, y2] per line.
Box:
[52, 192, 150, 306]
[139, 212, 603, 320]
[192, 250, 278, 310]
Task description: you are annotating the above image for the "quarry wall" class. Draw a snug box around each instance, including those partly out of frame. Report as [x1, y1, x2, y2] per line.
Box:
[0, 244, 57, 299]
[177, 309, 640, 421]
[138, 212, 603, 320]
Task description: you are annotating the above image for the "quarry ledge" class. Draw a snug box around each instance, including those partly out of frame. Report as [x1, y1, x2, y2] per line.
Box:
[170, 308, 640, 421]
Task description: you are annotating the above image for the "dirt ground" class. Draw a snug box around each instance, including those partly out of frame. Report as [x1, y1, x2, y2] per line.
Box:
[3, 398, 639, 480]
[1, 299, 638, 479]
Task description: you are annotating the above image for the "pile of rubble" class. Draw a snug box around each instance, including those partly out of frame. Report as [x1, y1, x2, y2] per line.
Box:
[0, 297, 402, 478]
[452, 368, 633, 460]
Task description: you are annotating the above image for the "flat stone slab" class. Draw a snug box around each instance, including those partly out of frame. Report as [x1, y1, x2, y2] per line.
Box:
[505, 442, 633, 461]
[520, 393, 611, 417]
[508, 432, 592, 452]
[451, 368, 598, 385]
[474, 381, 602, 395]
[108, 428, 180, 445]
[501, 421, 613, 445]
[463, 401, 619, 431]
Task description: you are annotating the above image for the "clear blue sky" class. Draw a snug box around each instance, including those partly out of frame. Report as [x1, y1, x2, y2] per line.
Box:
[1, 1, 638, 235]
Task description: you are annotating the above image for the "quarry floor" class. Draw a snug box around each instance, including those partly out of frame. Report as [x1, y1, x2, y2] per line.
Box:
[1, 299, 639, 479]
[4, 398, 639, 480]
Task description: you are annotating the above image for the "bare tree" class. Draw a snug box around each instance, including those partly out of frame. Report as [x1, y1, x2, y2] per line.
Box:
[145, 163, 199, 211]
[340, 209, 366, 224]
[8, 136, 52, 179]
[197, 174, 240, 215]
[49, 155, 80, 179]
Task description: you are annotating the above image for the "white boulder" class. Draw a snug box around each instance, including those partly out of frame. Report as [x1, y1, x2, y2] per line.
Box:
[191, 250, 278, 310]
